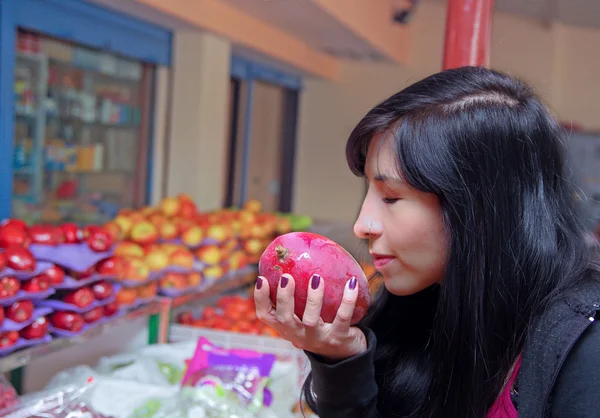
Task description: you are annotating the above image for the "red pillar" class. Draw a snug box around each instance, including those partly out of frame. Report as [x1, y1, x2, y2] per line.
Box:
[442, 0, 495, 70]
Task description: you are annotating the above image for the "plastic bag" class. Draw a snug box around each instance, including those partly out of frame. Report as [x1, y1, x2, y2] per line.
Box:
[95, 343, 189, 386]
[0, 377, 115, 418]
[0, 375, 19, 411]
[182, 336, 277, 414]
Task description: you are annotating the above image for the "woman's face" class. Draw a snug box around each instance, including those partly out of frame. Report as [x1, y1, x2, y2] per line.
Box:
[354, 135, 448, 296]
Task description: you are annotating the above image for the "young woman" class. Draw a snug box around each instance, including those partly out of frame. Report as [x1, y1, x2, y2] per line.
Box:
[254, 66, 600, 417]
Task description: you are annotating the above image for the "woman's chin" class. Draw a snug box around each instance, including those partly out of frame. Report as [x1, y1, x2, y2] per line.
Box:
[383, 274, 429, 296]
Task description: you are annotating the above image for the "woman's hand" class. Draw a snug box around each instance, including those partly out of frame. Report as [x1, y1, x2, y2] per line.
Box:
[254, 273, 367, 361]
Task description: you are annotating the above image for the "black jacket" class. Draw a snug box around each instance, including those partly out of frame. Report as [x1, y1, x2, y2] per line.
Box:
[306, 278, 600, 417]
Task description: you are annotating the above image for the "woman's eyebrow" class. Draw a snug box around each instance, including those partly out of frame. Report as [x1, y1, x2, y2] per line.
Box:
[374, 173, 403, 183]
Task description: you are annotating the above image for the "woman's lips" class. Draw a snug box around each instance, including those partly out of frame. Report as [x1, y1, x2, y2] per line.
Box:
[372, 255, 395, 269]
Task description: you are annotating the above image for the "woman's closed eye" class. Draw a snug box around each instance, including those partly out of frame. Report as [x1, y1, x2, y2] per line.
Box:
[383, 197, 401, 205]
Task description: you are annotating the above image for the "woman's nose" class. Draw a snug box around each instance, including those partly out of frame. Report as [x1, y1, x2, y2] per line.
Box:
[354, 216, 382, 240]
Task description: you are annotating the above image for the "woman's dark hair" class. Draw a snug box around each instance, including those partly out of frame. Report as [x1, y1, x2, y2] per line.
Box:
[302, 66, 597, 417]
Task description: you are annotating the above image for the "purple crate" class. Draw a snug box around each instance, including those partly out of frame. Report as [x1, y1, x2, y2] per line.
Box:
[159, 237, 221, 249]
[53, 274, 115, 290]
[0, 334, 52, 357]
[40, 284, 120, 313]
[158, 277, 215, 298]
[0, 261, 54, 280]
[30, 243, 114, 272]
[0, 307, 52, 332]
[97, 308, 126, 324]
[121, 273, 162, 288]
[0, 288, 55, 307]
[48, 323, 94, 338]
[121, 296, 159, 311]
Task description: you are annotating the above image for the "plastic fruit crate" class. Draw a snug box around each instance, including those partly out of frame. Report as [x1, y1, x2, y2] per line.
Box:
[170, 324, 310, 392]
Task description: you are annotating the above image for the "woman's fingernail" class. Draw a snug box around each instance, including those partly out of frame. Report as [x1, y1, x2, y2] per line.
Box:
[349, 277, 357, 290]
[280, 275, 289, 288]
[256, 277, 263, 290]
[311, 274, 321, 290]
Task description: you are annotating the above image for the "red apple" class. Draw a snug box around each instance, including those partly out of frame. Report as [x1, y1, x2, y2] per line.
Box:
[6, 300, 34, 323]
[83, 306, 103, 323]
[43, 264, 65, 285]
[159, 221, 179, 240]
[181, 226, 204, 247]
[91, 280, 114, 300]
[130, 221, 158, 246]
[258, 232, 371, 324]
[0, 307, 4, 326]
[4, 245, 36, 271]
[0, 276, 20, 299]
[160, 197, 181, 217]
[0, 224, 29, 248]
[160, 272, 187, 289]
[179, 200, 198, 218]
[116, 288, 137, 305]
[82, 225, 101, 238]
[28, 224, 64, 246]
[63, 287, 94, 308]
[96, 256, 122, 276]
[19, 316, 48, 339]
[0, 331, 18, 348]
[102, 222, 122, 242]
[103, 300, 120, 317]
[178, 312, 193, 325]
[22, 275, 50, 293]
[0, 252, 5, 271]
[121, 257, 150, 282]
[86, 229, 113, 252]
[60, 223, 82, 243]
[50, 311, 84, 332]
[69, 266, 95, 280]
[1, 219, 27, 230]
[169, 248, 194, 269]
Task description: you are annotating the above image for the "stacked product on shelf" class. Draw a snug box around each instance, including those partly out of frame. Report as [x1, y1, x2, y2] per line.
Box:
[0, 219, 122, 355]
[175, 293, 279, 337]
[0, 193, 314, 367]
[107, 194, 292, 301]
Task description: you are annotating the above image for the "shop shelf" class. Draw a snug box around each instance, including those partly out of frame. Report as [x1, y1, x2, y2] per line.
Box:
[0, 300, 163, 373]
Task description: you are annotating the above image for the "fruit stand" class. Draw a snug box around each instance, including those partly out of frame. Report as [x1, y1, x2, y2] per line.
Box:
[0, 193, 321, 416]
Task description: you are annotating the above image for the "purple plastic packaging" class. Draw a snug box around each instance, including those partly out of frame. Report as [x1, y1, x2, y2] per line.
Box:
[97, 308, 125, 324]
[120, 296, 158, 311]
[0, 334, 52, 357]
[158, 277, 213, 298]
[48, 323, 92, 338]
[159, 237, 220, 248]
[0, 261, 54, 280]
[120, 274, 161, 288]
[182, 336, 277, 406]
[0, 307, 52, 332]
[40, 283, 120, 313]
[53, 274, 114, 290]
[0, 289, 55, 307]
[30, 243, 114, 272]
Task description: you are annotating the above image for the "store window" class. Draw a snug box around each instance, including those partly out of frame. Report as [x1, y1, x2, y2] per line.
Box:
[225, 63, 300, 213]
[13, 30, 155, 225]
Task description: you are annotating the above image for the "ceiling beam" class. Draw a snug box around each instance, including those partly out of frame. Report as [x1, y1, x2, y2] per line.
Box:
[136, 0, 341, 80]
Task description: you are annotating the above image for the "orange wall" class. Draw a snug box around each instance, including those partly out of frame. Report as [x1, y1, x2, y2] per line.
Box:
[136, 0, 340, 80]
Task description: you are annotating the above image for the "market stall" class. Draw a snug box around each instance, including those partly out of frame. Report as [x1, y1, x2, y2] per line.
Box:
[0, 191, 337, 416]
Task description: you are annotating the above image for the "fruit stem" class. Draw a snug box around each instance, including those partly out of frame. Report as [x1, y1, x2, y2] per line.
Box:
[275, 245, 288, 261]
